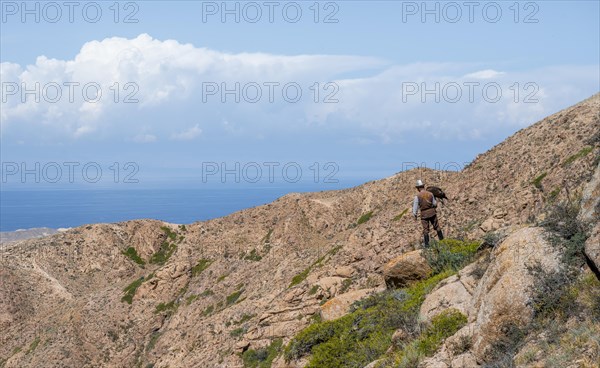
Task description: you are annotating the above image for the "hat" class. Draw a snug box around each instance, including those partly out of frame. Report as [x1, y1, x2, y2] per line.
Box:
[415, 179, 425, 188]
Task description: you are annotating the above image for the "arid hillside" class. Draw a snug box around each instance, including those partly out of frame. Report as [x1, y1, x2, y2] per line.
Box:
[1, 94, 598, 368]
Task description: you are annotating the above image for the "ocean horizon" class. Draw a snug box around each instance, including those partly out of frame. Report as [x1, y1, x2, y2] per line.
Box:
[0, 185, 354, 232]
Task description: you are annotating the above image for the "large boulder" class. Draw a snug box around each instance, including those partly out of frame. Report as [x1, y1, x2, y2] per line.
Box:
[315, 276, 346, 296]
[584, 223, 600, 274]
[468, 227, 560, 359]
[320, 288, 380, 321]
[480, 217, 503, 232]
[383, 250, 432, 288]
[419, 260, 483, 323]
[420, 228, 560, 366]
[580, 162, 600, 272]
[579, 162, 600, 223]
[449, 353, 479, 368]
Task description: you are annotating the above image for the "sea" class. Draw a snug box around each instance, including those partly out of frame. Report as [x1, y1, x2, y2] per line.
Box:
[0, 185, 355, 232]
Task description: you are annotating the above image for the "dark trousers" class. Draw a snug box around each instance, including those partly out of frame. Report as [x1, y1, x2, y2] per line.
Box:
[421, 215, 440, 236]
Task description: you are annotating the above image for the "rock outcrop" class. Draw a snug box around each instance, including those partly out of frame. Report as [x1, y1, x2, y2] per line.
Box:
[419, 257, 485, 323]
[580, 162, 600, 274]
[320, 288, 381, 321]
[419, 227, 562, 367]
[383, 250, 432, 288]
[468, 227, 560, 359]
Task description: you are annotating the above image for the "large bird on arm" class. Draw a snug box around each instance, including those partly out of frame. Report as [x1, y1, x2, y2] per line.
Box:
[426, 186, 448, 205]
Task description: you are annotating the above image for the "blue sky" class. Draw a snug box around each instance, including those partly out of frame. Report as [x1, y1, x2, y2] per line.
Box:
[1, 0, 599, 189]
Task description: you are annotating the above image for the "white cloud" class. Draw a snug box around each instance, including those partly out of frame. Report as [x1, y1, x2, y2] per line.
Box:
[1, 33, 383, 139]
[463, 69, 506, 79]
[170, 124, 202, 141]
[133, 133, 157, 143]
[304, 63, 599, 141]
[1, 34, 598, 144]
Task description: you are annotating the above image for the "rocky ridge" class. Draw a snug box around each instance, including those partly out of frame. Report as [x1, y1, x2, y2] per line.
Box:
[1, 94, 599, 368]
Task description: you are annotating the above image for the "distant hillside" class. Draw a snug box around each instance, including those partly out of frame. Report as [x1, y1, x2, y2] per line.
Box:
[0, 228, 58, 244]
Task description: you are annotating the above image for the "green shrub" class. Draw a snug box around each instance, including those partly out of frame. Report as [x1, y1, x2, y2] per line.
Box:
[389, 310, 467, 367]
[310, 313, 322, 324]
[541, 199, 589, 268]
[462, 220, 479, 232]
[235, 314, 256, 325]
[422, 239, 480, 275]
[155, 300, 177, 315]
[290, 267, 311, 287]
[547, 187, 561, 203]
[559, 232, 588, 268]
[191, 259, 213, 277]
[528, 262, 582, 322]
[285, 271, 454, 367]
[185, 294, 198, 305]
[290, 257, 324, 287]
[481, 232, 503, 248]
[357, 211, 374, 225]
[227, 289, 244, 306]
[230, 327, 246, 338]
[420, 310, 467, 352]
[485, 321, 526, 367]
[523, 198, 597, 363]
[562, 146, 593, 167]
[541, 200, 584, 240]
[107, 329, 119, 342]
[160, 226, 177, 240]
[340, 278, 352, 294]
[308, 285, 320, 295]
[468, 256, 490, 280]
[588, 282, 600, 324]
[122, 247, 145, 266]
[393, 209, 409, 221]
[243, 249, 263, 262]
[202, 305, 214, 316]
[328, 244, 343, 257]
[121, 277, 145, 304]
[26, 337, 41, 354]
[450, 333, 473, 355]
[289, 246, 342, 288]
[581, 274, 600, 322]
[149, 241, 177, 265]
[146, 332, 161, 352]
[200, 289, 214, 297]
[178, 224, 187, 232]
[285, 318, 344, 361]
[241, 338, 283, 368]
[532, 172, 547, 190]
[308, 330, 390, 368]
[263, 229, 273, 244]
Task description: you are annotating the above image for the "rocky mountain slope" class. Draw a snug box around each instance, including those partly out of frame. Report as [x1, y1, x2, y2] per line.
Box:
[1, 94, 598, 368]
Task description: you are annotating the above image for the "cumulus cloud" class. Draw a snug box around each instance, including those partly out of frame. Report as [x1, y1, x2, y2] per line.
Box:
[133, 133, 157, 143]
[0, 33, 383, 137]
[305, 63, 599, 141]
[1, 34, 598, 144]
[170, 124, 202, 141]
[463, 69, 506, 79]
